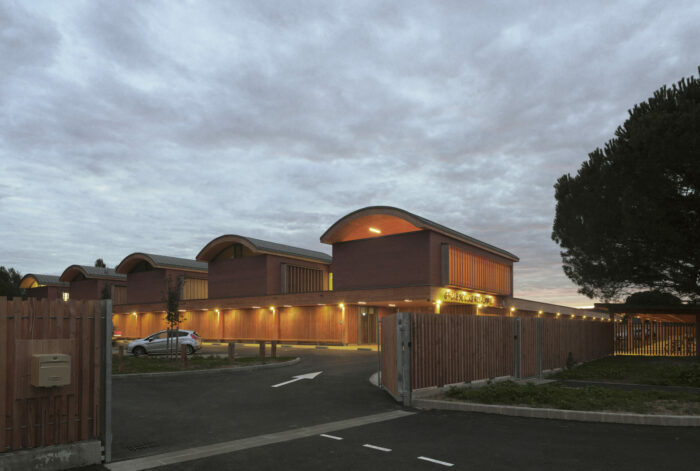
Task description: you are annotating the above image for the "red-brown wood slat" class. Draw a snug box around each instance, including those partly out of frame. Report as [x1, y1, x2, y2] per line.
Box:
[80, 301, 90, 440]
[380, 314, 398, 396]
[92, 301, 102, 438]
[0, 298, 7, 452]
[68, 301, 79, 444]
[12, 299, 25, 450]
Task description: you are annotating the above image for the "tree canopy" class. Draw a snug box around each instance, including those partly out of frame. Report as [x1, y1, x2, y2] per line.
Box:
[0, 266, 23, 299]
[625, 290, 682, 306]
[552, 67, 700, 302]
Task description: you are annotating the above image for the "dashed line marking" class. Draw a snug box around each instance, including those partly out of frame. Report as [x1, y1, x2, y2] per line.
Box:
[363, 444, 392, 452]
[418, 456, 454, 467]
[320, 434, 343, 440]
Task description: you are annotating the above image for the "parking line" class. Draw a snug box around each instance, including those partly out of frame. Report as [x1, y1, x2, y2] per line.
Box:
[320, 434, 343, 440]
[418, 456, 454, 467]
[363, 444, 392, 452]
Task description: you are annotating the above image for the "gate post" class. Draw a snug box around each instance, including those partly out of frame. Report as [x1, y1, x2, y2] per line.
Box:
[101, 300, 113, 463]
[396, 312, 412, 407]
[513, 317, 521, 379]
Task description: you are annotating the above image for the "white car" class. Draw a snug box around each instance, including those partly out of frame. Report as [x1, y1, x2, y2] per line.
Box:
[127, 329, 202, 356]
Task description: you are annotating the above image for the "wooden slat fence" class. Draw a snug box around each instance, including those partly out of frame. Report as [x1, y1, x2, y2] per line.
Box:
[379, 317, 398, 398]
[1, 297, 104, 453]
[541, 318, 613, 370]
[380, 313, 615, 401]
[614, 320, 697, 356]
[410, 314, 514, 389]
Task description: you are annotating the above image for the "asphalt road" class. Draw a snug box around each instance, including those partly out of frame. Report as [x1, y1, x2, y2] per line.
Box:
[149, 409, 700, 471]
[112, 346, 397, 461]
[89, 347, 700, 470]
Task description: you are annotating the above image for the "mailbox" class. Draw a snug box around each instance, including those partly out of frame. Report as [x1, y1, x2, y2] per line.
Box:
[31, 354, 71, 387]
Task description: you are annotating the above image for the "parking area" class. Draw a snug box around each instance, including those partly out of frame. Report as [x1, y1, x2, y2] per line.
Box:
[112, 346, 395, 461]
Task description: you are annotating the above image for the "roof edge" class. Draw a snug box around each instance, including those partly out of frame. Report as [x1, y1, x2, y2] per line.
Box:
[116, 253, 208, 274]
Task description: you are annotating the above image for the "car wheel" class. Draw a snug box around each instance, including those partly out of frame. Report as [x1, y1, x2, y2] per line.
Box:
[186, 345, 195, 355]
[132, 346, 146, 357]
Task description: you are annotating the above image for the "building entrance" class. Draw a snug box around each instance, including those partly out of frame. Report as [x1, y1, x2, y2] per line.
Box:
[359, 306, 378, 344]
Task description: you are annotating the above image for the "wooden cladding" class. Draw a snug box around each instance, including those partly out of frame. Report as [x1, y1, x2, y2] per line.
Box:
[182, 278, 208, 300]
[1, 297, 105, 452]
[380, 314, 398, 397]
[283, 264, 324, 294]
[113, 305, 344, 343]
[410, 314, 515, 389]
[113, 286, 127, 305]
[447, 245, 512, 295]
[380, 313, 614, 392]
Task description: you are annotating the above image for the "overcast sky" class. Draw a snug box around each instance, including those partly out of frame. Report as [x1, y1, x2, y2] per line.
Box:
[1, 1, 698, 307]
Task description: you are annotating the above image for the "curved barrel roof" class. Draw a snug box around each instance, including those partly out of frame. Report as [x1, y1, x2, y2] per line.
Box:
[197, 235, 331, 264]
[116, 253, 208, 274]
[59, 265, 127, 282]
[19, 274, 68, 289]
[320, 206, 519, 262]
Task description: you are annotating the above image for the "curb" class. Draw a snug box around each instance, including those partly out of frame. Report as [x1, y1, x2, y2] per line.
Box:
[112, 357, 301, 379]
[413, 398, 700, 427]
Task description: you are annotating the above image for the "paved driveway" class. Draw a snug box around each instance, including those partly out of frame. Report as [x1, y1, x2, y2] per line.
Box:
[112, 346, 397, 461]
[98, 346, 700, 471]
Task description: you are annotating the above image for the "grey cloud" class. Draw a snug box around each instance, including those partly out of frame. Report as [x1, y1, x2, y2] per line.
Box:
[1, 0, 699, 307]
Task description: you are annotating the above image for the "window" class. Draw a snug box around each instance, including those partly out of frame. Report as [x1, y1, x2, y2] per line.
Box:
[285, 265, 324, 293]
[62, 291, 70, 302]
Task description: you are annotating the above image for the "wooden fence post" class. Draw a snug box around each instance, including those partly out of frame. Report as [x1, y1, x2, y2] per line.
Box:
[181, 345, 187, 369]
[271, 341, 277, 359]
[102, 300, 113, 463]
[258, 341, 266, 359]
[118, 345, 124, 373]
[396, 313, 411, 407]
[228, 342, 236, 364]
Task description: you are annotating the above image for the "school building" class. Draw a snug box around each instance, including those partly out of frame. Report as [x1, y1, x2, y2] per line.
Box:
[104, 206, 607, 344]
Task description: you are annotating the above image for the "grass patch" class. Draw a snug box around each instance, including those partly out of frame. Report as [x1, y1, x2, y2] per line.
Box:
[445, 381, 700, 414]
[113, 354, 295, 375]
[550, 356, 700, 387]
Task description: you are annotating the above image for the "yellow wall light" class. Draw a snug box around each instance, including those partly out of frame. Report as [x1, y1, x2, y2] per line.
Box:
[369, 227, 381, 234]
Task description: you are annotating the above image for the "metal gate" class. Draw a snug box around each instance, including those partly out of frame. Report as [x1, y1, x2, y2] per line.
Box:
[614, 320, 697, 356]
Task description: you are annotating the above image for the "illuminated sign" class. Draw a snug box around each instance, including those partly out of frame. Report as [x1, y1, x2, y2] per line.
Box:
[440, 288, 496, 307]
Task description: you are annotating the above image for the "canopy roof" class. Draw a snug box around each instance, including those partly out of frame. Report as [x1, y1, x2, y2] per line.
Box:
[19, 274, 68, 289]
[116, 253, 208, 274]
[320, 206, 519, 261]
[197, 235, 331, 264]
[59, 265, 126, 282]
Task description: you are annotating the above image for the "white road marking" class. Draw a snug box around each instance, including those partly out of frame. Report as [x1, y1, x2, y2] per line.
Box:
[363, 444, 392, 452]
[106, 410, 414, 471]
[418, 456, 454, 467]
[271, 371, 323, 388]
[320, 434, 343, 440]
